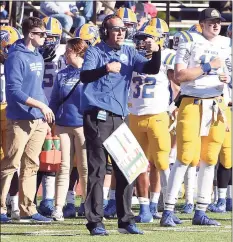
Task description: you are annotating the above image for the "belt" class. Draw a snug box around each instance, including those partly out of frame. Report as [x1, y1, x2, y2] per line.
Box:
[85, 108, 124, 118]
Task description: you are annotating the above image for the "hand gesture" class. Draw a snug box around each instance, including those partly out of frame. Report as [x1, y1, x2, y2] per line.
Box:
[145, 38, 159, 52]
[106, 62, 121, 73]
[210, 57, 222, 70]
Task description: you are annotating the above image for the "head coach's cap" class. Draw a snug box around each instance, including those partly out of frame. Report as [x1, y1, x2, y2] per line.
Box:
[199, 8, 226, 22]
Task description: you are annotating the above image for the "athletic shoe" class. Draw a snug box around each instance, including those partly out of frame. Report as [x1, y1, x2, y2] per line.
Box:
[118, 224, 144, 234]
[38, 199, 54, 217]
[207, 203, 215, 211]
[135, 204, 153, 223]
[226, 198, 232, 211]
[209, 198, 226, 213]
[0, 213, 10, 223]
[11, 210, 20, 220]
[52, 208, 64, 222]
[104, 199, 116, 218]
[192, 211, 221, 226]
[21, 213, 52, 222]
[91, 227, 109, 236]
[182, 203, 194, 214]
[149, 202, 161, 219]
[63, 203, 76, 218]
[77, 203, 85, 216]
[160, 210, 176, 227]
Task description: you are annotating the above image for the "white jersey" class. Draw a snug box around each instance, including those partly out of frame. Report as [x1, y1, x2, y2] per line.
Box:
[43, 44, 66, 101]
[175, 33, 232, 98]
[128, 49, 175, 115]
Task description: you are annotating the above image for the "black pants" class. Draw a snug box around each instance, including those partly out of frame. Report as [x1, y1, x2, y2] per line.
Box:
[83, 109, 135, 231]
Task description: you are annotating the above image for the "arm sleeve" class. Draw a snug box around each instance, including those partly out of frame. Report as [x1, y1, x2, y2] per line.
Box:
[5, 56, 29, 104]
[175, 42, 192, 67]
[49, 74, 61, 114]
[133, 47, 161, 74]
[80, 47, 108, 83]
[41, 2, 65, 14]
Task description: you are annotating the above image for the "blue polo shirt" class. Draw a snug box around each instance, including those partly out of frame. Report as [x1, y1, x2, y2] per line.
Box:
[81, 41, 148, 116]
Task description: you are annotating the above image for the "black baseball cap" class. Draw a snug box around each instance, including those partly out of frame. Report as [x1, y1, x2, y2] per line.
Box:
[199, 8, 226, 22]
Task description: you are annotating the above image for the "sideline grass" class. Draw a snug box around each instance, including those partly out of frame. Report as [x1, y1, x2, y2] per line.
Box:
[1, 198, 232, 242]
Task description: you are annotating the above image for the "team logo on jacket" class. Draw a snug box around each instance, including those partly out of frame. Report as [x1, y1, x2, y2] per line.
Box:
[120, 53, 128, 64]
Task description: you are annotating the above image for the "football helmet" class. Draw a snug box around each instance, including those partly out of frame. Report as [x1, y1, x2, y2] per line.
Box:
[188, 24, 202, 34]
[173, 30, 193, 50]
[74, 23, 100, 46]
[116, 7, 137, 40]
[0, 26, 21, 59]
[227, 23, 232, 38]
[42, 17, 62, 49]
[149, 18, 169, 48]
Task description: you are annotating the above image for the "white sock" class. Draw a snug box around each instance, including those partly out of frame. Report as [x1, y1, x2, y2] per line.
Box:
[150, 192, 160, 204]
[159, 168, 170, 201]
[165, 160, 188, 211]
[109, 189, 115, 200]
[213, 185, 218, 203]
[42, 175, 55, 200]
[218, 188, 227, 199]
[103, 187, 109, 200]
[196, 161, 215, 211]
[138, 197, 149, 205]
[227, 185, 232, 199]
[10, 196, 19, 211]
[66, 191, 76, 204]
[184, 165, 196, 204]
[169, 147, 177, 164]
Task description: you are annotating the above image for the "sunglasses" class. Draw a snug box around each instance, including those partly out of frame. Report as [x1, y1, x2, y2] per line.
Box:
[31, 31, 47, 38]
[108, 26, 127, 32]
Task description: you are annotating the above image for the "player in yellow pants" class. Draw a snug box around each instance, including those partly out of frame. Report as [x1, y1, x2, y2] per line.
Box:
[160, 8, 231, 227]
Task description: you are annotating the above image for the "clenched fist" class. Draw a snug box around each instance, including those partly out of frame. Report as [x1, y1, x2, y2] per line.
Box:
[106, 62, 121, 73]
[145, 38, 159, 52]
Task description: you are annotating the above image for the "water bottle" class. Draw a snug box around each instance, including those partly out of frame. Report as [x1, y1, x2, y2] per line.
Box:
[53, 136, 61, 150]
[43, 134, 53, 151]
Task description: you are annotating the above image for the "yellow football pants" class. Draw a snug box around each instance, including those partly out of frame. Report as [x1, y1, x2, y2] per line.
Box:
[219, 106, 232, 169]
[0, 103, 7, 160]
[177, 97, 226, 166]
[129, 112, 171, 170]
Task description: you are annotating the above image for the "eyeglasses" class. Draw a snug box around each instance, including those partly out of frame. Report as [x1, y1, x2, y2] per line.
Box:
[31, 31, 47, 38]
[108, 26, 127, 32]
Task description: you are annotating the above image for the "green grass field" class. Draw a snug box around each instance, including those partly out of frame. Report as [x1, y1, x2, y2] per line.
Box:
[1, 197, 232, 242]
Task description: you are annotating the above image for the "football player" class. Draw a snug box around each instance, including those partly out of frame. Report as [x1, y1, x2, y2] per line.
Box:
[0, 26, 21, 220]
[160, 8, 231, 227]
[128, 25, 178, 223]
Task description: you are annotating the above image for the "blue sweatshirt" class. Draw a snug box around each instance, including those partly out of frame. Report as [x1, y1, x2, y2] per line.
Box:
[49, 65, 83, 127]
[4, 39, 48, 120]
[81, 41, 149, 116]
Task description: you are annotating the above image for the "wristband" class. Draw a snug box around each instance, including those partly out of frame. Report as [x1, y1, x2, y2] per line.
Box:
[201, 63, 211, 74]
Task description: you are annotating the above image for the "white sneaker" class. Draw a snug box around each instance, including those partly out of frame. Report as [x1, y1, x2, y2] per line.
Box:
[11, 210, 20, 220]
[52, 208, 64, 222]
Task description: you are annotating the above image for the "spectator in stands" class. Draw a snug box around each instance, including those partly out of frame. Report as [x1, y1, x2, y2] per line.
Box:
[0, 1, 8, 19]
[96, 1, 116, 21]
[40, 2, 85, 41]
[76, 1, 93, 23]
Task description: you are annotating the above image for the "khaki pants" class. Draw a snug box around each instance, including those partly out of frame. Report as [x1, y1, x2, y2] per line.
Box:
[0, 119, 48, 216]
[55, 125, 87, 207]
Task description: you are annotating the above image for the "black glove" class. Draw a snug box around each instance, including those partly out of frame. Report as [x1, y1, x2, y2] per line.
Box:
[42, 46, 56, 62]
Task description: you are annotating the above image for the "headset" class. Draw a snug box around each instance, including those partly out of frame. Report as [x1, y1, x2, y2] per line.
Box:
[99, 14, 128, 40]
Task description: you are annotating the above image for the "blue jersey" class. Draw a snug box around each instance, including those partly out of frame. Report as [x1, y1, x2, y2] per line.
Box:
[81, 41, 149, 116]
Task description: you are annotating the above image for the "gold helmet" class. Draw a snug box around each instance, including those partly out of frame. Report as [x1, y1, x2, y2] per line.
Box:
[188, 24, 202, 34]
[149, 18, 169, 48]
[74, 23, 100, 46]
[0, 26, 21, 59]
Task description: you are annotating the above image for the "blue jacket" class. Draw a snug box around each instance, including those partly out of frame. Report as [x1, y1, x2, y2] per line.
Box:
[4, 39, 48, 120]
[49, 65, 83, 127]
[81, 41, 149, 116]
